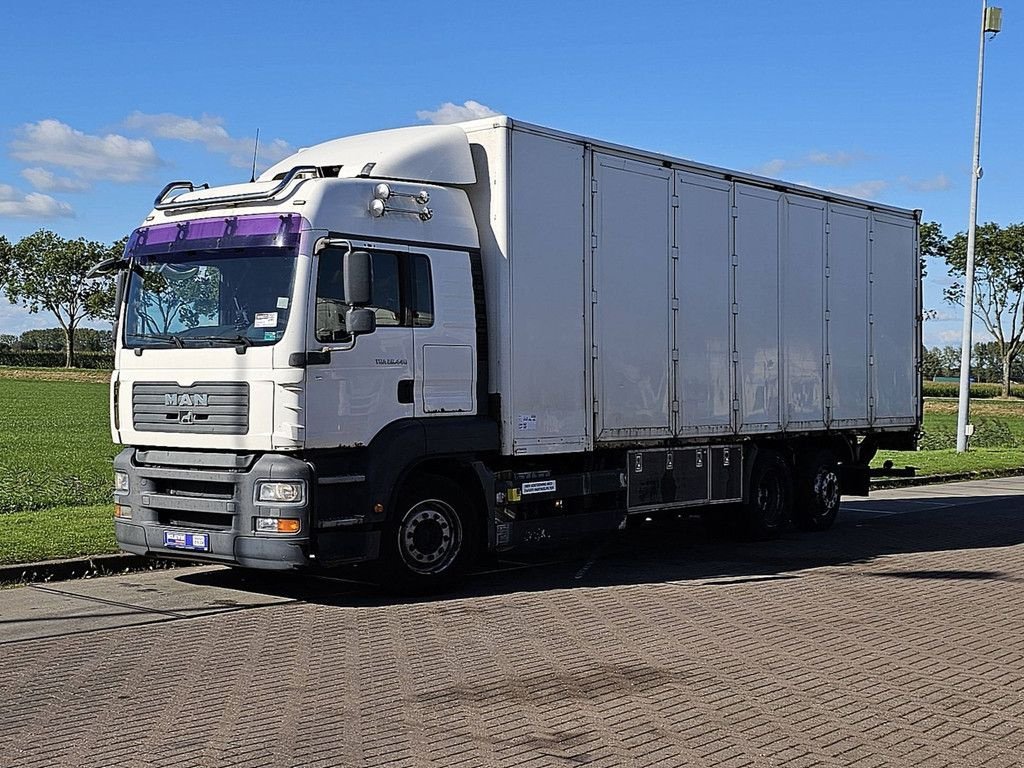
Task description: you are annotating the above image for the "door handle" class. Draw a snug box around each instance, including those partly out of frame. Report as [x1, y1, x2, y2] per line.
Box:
[397, 379, 414, 404]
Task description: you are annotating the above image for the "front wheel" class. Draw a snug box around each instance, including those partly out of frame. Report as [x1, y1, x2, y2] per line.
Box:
[380, 475, 477, 593]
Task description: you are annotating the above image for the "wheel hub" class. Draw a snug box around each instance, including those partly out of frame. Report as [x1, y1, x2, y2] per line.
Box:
[398, 500, 462, 575]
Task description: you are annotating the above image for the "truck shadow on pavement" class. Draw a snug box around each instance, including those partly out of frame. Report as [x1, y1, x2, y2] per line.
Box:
[176, 490, 1024, 606]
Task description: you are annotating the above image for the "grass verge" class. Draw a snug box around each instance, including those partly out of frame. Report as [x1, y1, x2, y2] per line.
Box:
[0, 504, 118, 565]
[874, 448, 1024, 477]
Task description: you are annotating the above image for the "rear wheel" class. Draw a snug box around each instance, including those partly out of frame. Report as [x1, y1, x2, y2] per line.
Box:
[794, 453, 841, 531]
[380, 475, 477, 593]
[740, 450, 792, 539]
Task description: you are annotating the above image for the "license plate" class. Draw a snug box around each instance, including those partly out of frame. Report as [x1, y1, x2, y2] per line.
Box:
[163, 531, 210, 552]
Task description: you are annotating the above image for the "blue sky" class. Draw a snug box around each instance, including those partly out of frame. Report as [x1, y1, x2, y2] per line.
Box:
[1, 0, 1021, 346]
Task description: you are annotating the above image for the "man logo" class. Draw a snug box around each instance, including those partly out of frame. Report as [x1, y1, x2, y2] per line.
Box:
[164, 393, 209, 407]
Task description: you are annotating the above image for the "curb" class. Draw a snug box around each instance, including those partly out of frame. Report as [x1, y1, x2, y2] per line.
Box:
[0, 553, 179, 587]
[870, 466, 1024, 490]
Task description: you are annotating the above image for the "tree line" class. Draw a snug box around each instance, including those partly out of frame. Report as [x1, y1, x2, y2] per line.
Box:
[0, 327, 112, 352]
[923, 342, 1024, 384]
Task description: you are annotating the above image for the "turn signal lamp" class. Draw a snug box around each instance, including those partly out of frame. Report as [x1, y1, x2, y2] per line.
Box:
[255, 517, 301, 534]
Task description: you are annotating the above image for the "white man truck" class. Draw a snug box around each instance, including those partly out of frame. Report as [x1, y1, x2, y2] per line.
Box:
[100, 117, 920, 590]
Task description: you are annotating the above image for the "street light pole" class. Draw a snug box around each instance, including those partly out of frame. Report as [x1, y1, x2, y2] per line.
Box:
[956, 1, 1002, 453]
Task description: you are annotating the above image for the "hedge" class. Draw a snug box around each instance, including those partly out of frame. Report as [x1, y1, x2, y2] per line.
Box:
[0, 351, 114, 369]
[922, 380, 1023, 399]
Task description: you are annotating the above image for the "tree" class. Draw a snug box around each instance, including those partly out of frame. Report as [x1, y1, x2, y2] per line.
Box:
[919, 220, 948, 279]
[939, 221, 1024, 397]
[921, 346, 943, 380]
[0, 231, 119, 368]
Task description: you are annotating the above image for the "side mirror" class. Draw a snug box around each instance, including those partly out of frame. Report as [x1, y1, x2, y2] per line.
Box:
[344, 250, 372, 306]
[345, 307, 376, 336]
[87, 257, 127, 278]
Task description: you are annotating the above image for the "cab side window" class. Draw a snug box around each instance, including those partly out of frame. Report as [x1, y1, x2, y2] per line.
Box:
[315, 249, 348, 343]
[410, 255, 434, 327]
[314, 249, 433, 343]
[368, 253, 401, 326]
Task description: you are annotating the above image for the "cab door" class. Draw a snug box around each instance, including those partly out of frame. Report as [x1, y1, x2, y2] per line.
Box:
[303, 242, 415, 449]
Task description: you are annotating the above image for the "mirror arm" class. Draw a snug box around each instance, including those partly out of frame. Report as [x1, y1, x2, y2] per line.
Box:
[314, 237, 352, 256]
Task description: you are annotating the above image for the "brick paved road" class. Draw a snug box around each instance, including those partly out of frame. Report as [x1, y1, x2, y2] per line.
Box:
[2, 476, 1024, 768]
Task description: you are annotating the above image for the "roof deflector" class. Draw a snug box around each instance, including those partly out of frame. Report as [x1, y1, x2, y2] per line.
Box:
[258, 124, 477, 185]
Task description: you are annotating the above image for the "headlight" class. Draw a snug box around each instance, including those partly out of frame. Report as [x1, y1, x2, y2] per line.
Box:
[256, 480, 305, 504]
[114, 470, 130, 495]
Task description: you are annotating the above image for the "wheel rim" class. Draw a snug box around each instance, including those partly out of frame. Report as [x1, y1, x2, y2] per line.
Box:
[397, 498, 463, 575]
[814, 469, 840, 519]
[755, 471, 785, 528]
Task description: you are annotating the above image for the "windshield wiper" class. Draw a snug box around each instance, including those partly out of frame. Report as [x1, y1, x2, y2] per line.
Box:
[131, 333, 184, 348]
[181, 334, 254, 354]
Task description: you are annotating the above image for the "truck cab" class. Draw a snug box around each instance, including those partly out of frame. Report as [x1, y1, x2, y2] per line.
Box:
[109, 125, 494, 584]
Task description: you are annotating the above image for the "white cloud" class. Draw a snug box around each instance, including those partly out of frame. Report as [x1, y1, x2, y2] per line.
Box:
[901, 173, 952, 192]
[124, 112, 294, 169]
[753, 150, 861, 176]
[0, 183, 74, 219]
[824, 180, 889, 199]
[20, 167, 90, 193]
[755, 158, 787, 176]
[925, 309, 961, 322]
[805, 150, 857, 167]
[10, 119, 161, 183]
[416, 100, 498, 125]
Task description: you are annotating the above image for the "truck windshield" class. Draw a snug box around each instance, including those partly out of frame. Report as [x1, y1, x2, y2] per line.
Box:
[121, 213, 304, 349]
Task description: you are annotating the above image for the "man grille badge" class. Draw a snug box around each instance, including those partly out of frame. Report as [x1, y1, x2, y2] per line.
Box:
[165, 393, 209, 407]
[179, 411, 195, 424]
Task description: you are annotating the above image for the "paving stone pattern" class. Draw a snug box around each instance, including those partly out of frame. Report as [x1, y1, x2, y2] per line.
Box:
[2, 478, 1024, 767]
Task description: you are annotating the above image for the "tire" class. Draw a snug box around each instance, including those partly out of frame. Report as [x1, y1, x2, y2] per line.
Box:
[739, 450, 792, 540]
[379, 475, 477, 593]
[793, 453, 841, 531]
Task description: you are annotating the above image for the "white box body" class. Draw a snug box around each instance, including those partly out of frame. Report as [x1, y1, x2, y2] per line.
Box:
[460, 118, 919, 456]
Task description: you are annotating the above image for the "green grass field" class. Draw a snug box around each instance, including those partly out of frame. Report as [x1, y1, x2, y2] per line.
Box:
[0, 377, 120, 513]
[1, 367, 1023, 566]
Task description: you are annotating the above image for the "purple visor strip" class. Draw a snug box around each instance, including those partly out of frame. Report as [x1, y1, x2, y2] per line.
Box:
[126, 213, 305, 258]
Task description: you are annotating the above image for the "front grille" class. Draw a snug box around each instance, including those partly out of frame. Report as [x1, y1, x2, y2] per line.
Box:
[152, 478, 234, 500]
[133, 382, 249, 435]
[158, 509, 234, 531]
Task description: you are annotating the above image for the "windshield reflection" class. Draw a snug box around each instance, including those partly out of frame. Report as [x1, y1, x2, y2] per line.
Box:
[123, 246, 298, 348]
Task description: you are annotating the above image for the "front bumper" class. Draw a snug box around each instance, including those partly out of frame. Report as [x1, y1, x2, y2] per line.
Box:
[113, 448, 316, 570]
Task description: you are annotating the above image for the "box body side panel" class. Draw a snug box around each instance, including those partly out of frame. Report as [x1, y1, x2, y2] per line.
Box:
[827, 205, 872, 425]
[734, 185, 782, 432]
[782, 196, 828, 429]
[675, 172, 734, 435]
[508, 131, 589, 454]
[592, 155, 674, 440]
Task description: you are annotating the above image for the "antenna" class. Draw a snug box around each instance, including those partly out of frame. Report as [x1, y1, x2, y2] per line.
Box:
[249, 128, 261, 183]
